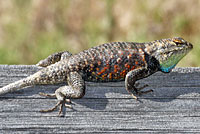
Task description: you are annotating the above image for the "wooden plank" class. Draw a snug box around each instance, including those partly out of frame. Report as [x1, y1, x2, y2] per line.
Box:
[0, 65, 200, 133]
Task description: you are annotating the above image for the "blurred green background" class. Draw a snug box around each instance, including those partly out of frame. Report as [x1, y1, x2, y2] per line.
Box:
[0, 0, 199, 66]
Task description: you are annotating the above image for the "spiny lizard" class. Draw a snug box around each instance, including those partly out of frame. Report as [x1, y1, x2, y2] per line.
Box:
[0, 37, 193, 116]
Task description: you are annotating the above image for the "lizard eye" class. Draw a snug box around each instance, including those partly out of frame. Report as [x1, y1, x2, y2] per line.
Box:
[173, 38, 185, 46]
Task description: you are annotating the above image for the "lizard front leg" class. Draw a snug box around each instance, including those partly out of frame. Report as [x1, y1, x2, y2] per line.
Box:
[36, 51, 72, 67]
[125, 67, 153, 100]
[40, 71, 85, 116]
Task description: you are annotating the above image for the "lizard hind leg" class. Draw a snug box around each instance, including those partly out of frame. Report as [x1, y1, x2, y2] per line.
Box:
[40, 72, 85, 116]
[36, 51, 72, 67]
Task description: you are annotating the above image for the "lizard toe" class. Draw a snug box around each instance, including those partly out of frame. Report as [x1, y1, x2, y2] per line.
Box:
[135, 83, 149, 91]
[40, 99, 73, 116]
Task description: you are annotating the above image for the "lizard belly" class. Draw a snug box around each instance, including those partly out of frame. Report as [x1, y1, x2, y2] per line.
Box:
[83, 55, 146, 82]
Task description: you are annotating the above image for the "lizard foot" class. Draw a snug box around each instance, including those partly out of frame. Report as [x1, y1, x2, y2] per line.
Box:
[39, 92, 72, 116]
[130, 89, 153, 100]
[135, 82, 153, 95]
[129, 83, 153, 100]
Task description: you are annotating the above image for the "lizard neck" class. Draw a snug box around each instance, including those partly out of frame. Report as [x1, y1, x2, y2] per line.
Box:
[144, 53, 160, 74]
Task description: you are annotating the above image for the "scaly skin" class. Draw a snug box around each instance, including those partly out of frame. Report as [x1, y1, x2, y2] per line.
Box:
[0, 37, 193, 116]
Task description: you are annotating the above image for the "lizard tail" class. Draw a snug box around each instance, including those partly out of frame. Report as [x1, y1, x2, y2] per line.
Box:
[0, 65, 67, 95]
[0, 75, 35, 95]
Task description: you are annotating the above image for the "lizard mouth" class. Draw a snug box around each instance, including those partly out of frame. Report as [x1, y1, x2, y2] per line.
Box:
[187, 43, 193, 50]
[182, 42, 193, 54]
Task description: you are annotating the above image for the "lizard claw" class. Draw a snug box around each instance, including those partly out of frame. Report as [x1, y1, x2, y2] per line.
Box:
[131, 93, 138, 100]
[39, 93, 73, 116]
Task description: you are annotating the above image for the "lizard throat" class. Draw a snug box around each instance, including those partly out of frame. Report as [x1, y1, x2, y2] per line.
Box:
[160, 64, 176, 72]
[159, 52, 187, 73]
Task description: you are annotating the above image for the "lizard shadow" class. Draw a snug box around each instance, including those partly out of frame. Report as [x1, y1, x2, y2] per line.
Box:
[135, 86, 200, 102]
[2, 72, 200, 112]
[1, 83, 109, 111]
[116, 71, 200, 103]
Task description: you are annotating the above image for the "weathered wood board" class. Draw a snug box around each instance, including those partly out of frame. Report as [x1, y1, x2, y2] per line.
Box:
[0, 65, 200, 133]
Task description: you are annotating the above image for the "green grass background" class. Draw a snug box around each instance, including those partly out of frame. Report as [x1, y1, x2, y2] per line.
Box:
[0, 0, 199, 67]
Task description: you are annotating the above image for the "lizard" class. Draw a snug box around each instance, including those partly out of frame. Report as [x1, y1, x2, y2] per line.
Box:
[0, 37, 193, 116]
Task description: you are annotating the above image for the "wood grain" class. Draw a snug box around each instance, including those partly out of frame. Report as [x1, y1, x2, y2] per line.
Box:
[0, 65, 200, 133]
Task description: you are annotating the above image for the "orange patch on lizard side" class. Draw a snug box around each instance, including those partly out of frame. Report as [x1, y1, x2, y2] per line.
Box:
[101, 74, 108, 80]
[120, 70, 126, 77]
[109, 73, 113, 79]
[114, 65, 120, 73]
[131, 65, 135, 70]
[125, 63, 130, 69]
[97, 66, 109, 75]
[142, 57, 145, 62]
[127, 54, 132, 59]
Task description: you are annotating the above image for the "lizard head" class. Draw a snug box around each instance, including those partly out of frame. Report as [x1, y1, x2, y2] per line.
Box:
[150, 37, 193, 73]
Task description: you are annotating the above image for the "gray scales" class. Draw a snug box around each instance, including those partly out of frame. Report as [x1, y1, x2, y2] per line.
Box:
[0, 65, 200, 133]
